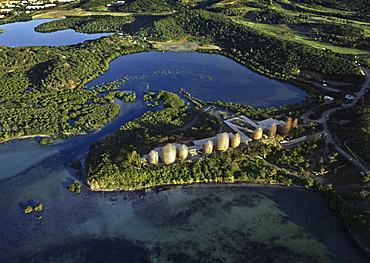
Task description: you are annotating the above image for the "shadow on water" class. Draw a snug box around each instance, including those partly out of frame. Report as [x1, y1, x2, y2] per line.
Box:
[267, 187, 370, 263]
[61, 177, 76, 189]
[4, 237, 151, 263]
[18, 200, 40, 210]
[124, 184, 369, 263]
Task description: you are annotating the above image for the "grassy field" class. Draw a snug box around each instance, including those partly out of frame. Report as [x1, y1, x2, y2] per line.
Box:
[226, 0, 370, 55]
[237, 19, 369, 54]
[30, 0, 370, 56]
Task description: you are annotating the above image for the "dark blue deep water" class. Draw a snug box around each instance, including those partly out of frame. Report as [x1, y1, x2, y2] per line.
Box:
[0, 19, 111, 47]
[0, 20, 367, 263]
[88, 51, 307, 108]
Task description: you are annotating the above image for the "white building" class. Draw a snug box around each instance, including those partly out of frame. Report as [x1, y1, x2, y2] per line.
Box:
[0, 8, 14, 13]
[256, 118, 286, 130]
[324, 95, 334, 101]
[345, 94, 356, 100]
[26, 5, 45, 9]
[225, 116, 285, 139]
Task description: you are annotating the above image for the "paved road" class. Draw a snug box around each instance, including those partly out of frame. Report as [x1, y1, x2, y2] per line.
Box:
[303, 79, 340, 93]
[335, 146, 369, 172]
[344, 66, 370, 108]
[281, 135, 309, 146]
[302, 66, 370, 172]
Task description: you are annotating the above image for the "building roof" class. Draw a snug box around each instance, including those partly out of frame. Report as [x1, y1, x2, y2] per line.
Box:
[257, 118, 285, 129]
[193, 136, 217, 148]
[225, 115, 284, 133]
[324, 95, 334, 101]
[345, 94, 356, 100]
[223, 121, 252, 143]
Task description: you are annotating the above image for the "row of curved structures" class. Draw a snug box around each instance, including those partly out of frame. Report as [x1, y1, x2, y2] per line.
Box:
[146, 132, 241, 165]
[144, 116, 297, 165]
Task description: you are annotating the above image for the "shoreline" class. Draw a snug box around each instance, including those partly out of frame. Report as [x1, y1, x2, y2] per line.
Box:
[1, 179, 367, 262]
[88, 180, 308, 192]
[0, 132, 83, 144]
[1, 135, 369, 259]
[88, 180, 370, 257]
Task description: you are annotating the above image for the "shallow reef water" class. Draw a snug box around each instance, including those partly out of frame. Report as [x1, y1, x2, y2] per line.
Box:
[0, 178, 368, 262]
[0, 19, 367, 263]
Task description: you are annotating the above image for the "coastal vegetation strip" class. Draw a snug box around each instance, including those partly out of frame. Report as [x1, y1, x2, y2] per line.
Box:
[85, 90, 320, 191]
[29, 10, 364, 83]
[34, 15, 136, 33]
[0, 0, 370, 254]
[0, 35, 148, 142]
[84, 89, 370, 250]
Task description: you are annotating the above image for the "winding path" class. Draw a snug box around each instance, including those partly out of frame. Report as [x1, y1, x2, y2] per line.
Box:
[304, 66, 370, 172]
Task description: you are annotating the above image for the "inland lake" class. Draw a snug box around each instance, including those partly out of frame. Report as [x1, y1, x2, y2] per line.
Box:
[0, 19, 368, 262]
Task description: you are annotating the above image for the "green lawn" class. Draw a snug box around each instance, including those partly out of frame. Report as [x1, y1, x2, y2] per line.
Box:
[235, 4, 370, 56]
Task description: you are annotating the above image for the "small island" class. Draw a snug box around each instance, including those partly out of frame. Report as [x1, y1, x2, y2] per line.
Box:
[1, 0, 370, 260]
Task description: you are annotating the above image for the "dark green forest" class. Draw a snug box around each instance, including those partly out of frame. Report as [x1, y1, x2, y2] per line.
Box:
[118, 0, 192, 13]
[0, 35, 148, 141]
[0, 0, 370, 251]
[291, 0, 370, 12]
[137, 10, 362, 82]
[35, 15, 135, 33]
[73, 0, 114, 10]
[84, 91, 311, 189]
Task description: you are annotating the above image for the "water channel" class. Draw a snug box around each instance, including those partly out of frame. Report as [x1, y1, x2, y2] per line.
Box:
[0, 19, 368, 262]
[0, 19, 111, 47]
